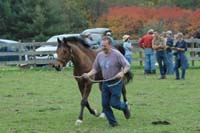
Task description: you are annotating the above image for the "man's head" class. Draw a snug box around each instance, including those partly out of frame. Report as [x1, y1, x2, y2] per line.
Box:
[176, 32, 184, 40]
[166, 30, 172, 37]
[106, 32, 112, 36]
[153, 31, 159, 38]
[122, 34, 130, 42]
[166, 30, 172, 35]
[101, 36, 112, 54]
[148, 29, 154, 34]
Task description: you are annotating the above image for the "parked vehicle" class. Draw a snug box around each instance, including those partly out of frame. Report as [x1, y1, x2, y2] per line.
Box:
[81, 28, 111, 41]
[35, 45, 57, 60]
[0, 39, 28, 61]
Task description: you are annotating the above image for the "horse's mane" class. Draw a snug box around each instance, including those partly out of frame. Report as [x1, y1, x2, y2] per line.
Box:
[62, 36, 90, 48]
[114, 44, 125, 55]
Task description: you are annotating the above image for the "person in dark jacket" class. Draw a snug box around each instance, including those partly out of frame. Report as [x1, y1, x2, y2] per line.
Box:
[174, 32, 189, 80]
[166, 30, 174, 74]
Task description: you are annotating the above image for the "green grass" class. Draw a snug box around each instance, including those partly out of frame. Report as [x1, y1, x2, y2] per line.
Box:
[0, 66, 200, 133]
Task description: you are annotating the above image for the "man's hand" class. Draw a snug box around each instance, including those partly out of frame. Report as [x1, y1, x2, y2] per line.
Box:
[81, 69, 97, 79]
[115, 71, 124, 79]
[82, 73, 89, 79]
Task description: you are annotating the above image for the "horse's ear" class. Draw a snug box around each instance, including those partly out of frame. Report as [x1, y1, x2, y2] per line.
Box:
[57, 38, 61, 44]
[62, 37, 71, 48]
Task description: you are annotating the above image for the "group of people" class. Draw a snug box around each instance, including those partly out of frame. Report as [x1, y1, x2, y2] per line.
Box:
[138, 29, 189, 80]
[80, 29, 189, 127]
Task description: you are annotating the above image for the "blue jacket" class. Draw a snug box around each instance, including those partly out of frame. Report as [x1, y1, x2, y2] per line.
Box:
[166, 36, 174, 52]
[123, 41, 132, 57]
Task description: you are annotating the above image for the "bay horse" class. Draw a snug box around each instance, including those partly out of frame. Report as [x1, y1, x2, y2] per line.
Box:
[53, 36, 132, 125]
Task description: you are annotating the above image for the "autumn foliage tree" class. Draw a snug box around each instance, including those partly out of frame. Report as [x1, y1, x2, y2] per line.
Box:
[187, 9, 200, 34]
[95, 6, 198, 39]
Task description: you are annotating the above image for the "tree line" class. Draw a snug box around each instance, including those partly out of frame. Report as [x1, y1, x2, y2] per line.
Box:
[0, 0, 200, 41]
[96, 6, 200, 39]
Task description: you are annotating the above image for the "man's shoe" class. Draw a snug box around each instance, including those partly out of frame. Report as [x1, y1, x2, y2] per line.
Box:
[123, 104, 131, 119]
[151, 70, 156, 74]
[159, 75, 166, 79]
[109, 123, 119, 127]
[144, 70, 151, 75]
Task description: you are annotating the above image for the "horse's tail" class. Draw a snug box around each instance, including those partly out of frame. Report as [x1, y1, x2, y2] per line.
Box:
[124, 71, 133, 84]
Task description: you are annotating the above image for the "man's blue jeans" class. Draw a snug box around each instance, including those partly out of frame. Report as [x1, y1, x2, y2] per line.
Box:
[156, 51, 168, 77]
[144, 48, 156, 73]
[102, 80, 127, 125]
[166, 52, 174, 74]
[174, 59, 186, 79]
[125, 55, 132, 64]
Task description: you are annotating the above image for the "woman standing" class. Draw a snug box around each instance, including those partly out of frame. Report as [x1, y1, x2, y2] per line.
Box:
[123, 34, 133, 64]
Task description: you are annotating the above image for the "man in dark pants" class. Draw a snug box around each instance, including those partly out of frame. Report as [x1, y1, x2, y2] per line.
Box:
[174, 32, 189, 79]
[152, 32, 168, 79]
[82, 36, 131, 127]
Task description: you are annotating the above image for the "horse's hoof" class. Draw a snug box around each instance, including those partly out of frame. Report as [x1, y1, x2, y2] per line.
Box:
[75, 119, 83, 125]
[99, 113, 106, 118]
[94, 109, 100, 117]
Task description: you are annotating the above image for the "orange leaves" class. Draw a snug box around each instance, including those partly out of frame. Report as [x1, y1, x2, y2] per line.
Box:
[96, 6, 199, 39]
[187, 9, 200, 33]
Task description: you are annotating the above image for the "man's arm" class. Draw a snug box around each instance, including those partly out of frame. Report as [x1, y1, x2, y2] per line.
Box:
[82, 69, 97, 79]
[138, 37, 144, 48]
[115, 66, 130, 79]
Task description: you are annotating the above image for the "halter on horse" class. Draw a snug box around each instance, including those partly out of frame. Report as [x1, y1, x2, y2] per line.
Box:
[53, 36, 133, 125]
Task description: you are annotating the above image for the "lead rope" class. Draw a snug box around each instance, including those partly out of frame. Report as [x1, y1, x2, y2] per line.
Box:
[60, 68, 117, 83]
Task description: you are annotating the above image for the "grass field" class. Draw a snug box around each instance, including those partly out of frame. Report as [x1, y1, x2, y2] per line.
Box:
[0, 66, 200, 133]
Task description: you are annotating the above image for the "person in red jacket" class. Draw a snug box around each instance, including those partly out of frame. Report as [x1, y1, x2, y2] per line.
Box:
[138, 29, 156, 74]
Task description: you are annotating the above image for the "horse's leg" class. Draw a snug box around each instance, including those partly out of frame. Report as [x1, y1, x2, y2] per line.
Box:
[75, 81, 99, 125]
[122, 83, 128, 103]
[83, 82, 99, 116]
[75, 81, 85, 125]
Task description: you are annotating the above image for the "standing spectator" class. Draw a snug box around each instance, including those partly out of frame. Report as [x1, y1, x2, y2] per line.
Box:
[174, 32, 189, 80]
[152, 32, 168, 79]
[123, 34, 133, 64]
[82, 36, 131, 127]
[138, 29, 156, 74]
[166, 30, 174, 74]
[106, 32, 115, 47]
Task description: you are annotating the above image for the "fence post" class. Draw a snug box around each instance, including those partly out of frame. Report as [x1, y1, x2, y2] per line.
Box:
[191, 37, 195, 66]
[139, 49, 143, 66]
[18, 40, 22, 64]
[32, 40, 36, 67]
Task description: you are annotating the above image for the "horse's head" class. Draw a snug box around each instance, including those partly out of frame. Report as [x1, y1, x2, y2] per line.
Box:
[53, 38, 72, 71]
